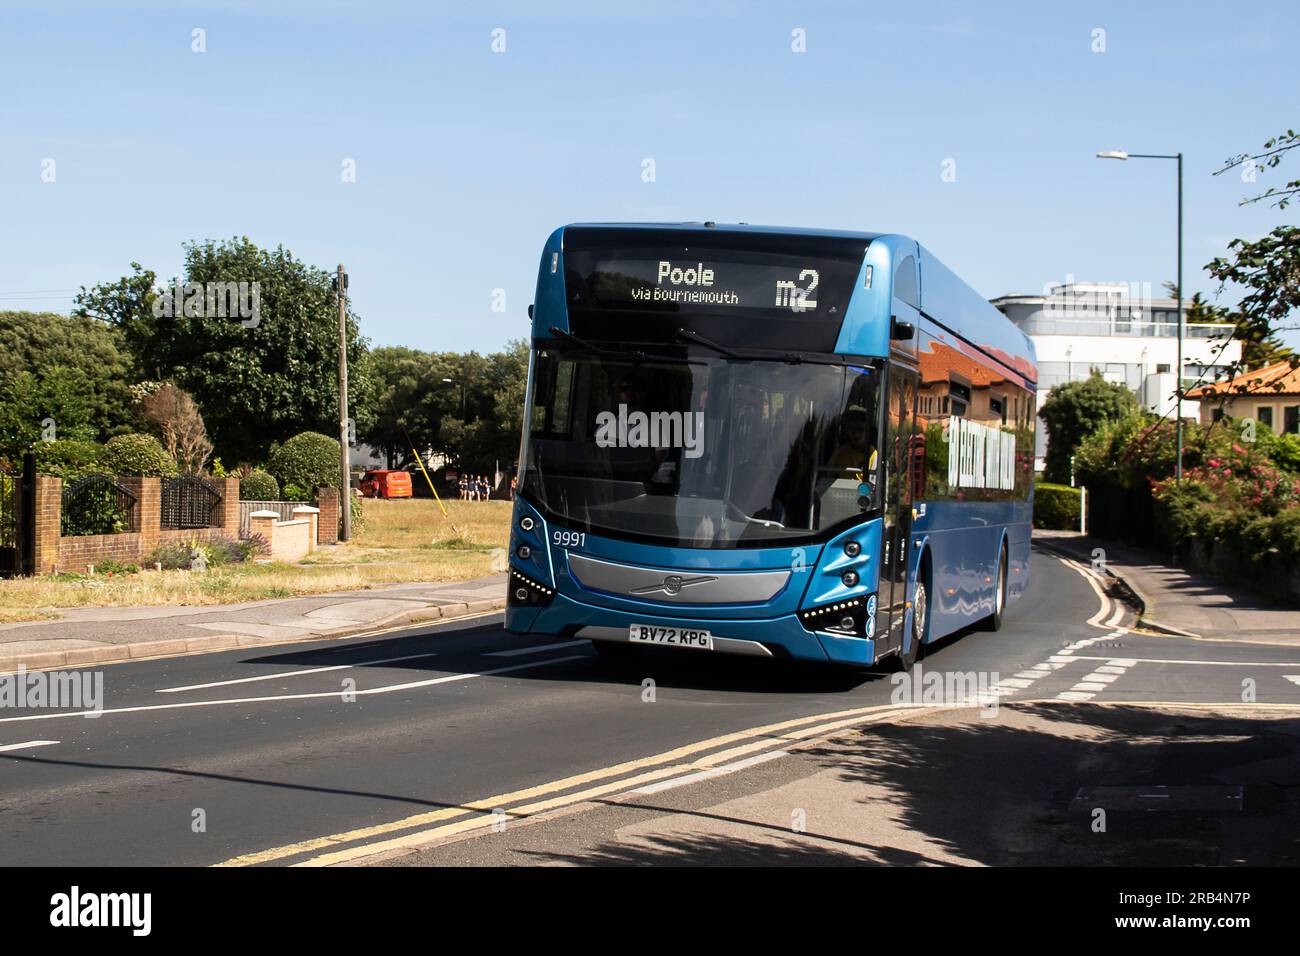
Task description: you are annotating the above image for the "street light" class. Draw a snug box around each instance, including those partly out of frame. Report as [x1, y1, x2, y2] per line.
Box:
[1096, 149, 1184, 481]
[440, 377, 466, 465]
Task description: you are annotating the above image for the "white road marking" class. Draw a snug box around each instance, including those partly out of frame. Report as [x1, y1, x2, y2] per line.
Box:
[1286, 676, 1300, 686]
[988, 631, 1129, 700]
[1057, 656, 1137, 701]
[630, 750, 790, 796]
[1055, 556, 1118, 628]
[1071, 656, 1298, 667]
[0, 656, 587, 725]
[486, 640, 588, 658]
[0, 740, 59, 753]
[156, 651, 441, 693]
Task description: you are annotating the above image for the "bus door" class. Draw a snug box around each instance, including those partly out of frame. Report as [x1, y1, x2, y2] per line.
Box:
[878, 363, 918, 654]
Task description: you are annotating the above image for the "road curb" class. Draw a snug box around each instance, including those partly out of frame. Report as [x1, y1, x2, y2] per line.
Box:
[1032, 537, 1202, 638]
[0, 596, 507, 674]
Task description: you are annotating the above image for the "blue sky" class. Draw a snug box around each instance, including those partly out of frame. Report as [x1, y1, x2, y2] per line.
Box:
[2, 0, 1297, 352]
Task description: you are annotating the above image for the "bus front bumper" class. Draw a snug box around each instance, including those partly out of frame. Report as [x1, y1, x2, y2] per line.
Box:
[506, 594, 879, 666]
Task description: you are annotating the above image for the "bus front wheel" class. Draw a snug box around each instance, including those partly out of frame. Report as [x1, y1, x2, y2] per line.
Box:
[889, 578, 927, 671]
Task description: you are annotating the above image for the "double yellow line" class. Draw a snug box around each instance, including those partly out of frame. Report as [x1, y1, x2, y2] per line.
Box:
[216, 701, 927, 867]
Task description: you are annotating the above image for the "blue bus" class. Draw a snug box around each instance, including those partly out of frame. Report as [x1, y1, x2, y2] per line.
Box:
[506, 224, 1036, 669]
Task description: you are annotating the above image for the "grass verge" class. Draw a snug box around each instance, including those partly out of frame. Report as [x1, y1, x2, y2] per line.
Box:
[0, 498, 511, 622]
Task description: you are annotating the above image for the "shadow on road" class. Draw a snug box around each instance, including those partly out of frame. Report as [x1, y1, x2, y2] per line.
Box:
[505, 702, 1300, 867]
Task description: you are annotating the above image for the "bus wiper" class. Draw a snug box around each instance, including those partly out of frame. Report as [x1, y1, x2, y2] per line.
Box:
[548, 326, 647, 361]
[675, 328, 740, 358]
[677, 327, 804, 364]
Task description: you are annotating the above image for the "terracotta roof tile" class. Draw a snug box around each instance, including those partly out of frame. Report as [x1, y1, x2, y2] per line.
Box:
[1185, 359, 1300, 398]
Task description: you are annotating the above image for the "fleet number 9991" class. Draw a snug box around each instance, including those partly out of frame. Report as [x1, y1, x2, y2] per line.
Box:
[552, 530, 586, 548]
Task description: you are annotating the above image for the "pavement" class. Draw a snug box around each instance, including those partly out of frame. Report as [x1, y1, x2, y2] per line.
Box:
[1033, 530, 1300, 645]
[0, 575, 507, 672]
[1, 542, 1298, 866]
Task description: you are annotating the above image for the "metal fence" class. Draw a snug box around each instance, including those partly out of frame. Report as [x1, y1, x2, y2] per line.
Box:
[0, 464, 16, 575]
[0, 454, 36, 576]
[238, 500, 299, 535]
[61, 474, 138, 537]
[161, 475, 223, 530]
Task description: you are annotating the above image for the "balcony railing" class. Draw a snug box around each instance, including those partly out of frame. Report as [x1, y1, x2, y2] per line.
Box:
[1015, 316, 1233, 339]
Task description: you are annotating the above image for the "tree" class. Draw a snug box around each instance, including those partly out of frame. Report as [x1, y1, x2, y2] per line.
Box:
[355, 346, 438, 468]
[1214, 128, 1300, 209]
[75, 239, 370, 464]
[72, 262, 159, 366]
[1206, 226, 1299, 369]
[357, 340, 530, 474]
[1206, 129, 1299, 373]
[1039, 371, 1139, 484]
[0, 368, 96, 454]
[0, 311, 135, 453]
[138, 383, 213, 474]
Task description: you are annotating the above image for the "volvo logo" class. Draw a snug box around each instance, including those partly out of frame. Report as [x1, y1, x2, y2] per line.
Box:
[629, 573, 717, 597]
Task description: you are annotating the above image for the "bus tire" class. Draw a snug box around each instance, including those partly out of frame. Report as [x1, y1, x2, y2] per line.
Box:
[889, 576, 927, 672]
[981, 546, 1008, 632]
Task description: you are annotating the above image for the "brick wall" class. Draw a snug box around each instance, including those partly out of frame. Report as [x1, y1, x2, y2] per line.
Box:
[36, 473, 243, 574]
[315, 486, 339, 545]
[248, 507, 318, 562]
[59, 532, 146, 573]
[32, 476, 62, 575]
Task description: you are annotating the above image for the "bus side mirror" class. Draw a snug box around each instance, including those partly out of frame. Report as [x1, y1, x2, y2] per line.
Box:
[890, 316, 915, 340]
[528, 304, 534, 319]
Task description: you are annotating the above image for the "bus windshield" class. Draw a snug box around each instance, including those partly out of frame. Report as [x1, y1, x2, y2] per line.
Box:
[520, 345, 882, 549]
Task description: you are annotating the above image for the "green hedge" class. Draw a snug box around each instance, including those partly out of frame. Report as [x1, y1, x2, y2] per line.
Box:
[102, 433, 178, 477]
[1033, 482, 1082, 530]
[268, 432, 339, 497]
[239, 468, 279, 501]
[32, 439, 104, 479]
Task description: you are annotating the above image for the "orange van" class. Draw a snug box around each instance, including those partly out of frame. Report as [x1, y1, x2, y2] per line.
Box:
[358, 470, 413, 499]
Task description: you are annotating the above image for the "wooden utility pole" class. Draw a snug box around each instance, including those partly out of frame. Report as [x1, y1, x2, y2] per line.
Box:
[336, 264, 352, 542]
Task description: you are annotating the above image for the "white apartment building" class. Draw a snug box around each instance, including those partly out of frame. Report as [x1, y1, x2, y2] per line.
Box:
[990, 282, 1241, 470]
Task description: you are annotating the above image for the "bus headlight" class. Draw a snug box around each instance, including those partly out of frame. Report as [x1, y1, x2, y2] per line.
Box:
[798, 596, 871, 636]
[508, 568, 555, 608]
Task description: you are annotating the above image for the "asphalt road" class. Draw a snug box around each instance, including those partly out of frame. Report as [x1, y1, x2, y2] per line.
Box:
[1, 543, 1297, 866]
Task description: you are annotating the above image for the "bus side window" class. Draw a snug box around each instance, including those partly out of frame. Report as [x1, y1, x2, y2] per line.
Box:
[894, 255, 919, 308]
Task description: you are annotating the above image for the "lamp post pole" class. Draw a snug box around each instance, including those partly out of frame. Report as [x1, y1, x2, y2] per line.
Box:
[336, 264, 352, 540]
[1096, 149, 1184, 482]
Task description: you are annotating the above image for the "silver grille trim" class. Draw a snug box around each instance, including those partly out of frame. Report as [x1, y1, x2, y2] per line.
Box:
[567, 553, 791, 605]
